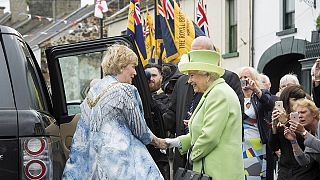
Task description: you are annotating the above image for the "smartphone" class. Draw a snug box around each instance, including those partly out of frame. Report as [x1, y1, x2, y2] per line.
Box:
[290, 112, 299, 122]
[275, 101, 283, 110]
[240, 79, 247, 88]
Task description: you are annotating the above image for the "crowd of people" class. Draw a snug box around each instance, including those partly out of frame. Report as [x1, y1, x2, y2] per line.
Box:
[62, 37, 320, 180]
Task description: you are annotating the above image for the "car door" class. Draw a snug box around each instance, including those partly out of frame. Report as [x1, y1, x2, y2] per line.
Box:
[45, 36, 160, 158]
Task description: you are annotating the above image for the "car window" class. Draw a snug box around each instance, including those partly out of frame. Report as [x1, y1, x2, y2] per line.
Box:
[19, 41, 48, 111]
[58, 51, 103, 115]
[0, 42, 14, 108]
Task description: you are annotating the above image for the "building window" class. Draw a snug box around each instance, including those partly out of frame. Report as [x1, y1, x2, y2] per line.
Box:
[229, 0, 237, 53]
[283, 0, 295, 29]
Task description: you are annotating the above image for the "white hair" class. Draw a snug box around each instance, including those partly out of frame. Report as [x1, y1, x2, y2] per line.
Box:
[279, 74, 300, 86]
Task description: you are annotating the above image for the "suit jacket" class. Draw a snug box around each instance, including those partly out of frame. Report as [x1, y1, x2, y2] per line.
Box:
[312, 84, 320, 108]
[178, 78, 244, 179]
[223, 69, 244, 115]
[163, 75, 193, 136]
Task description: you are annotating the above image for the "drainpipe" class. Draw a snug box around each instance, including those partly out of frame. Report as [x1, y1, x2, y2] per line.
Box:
[250, 0, 254, 68]
[52, 0, 56, 21]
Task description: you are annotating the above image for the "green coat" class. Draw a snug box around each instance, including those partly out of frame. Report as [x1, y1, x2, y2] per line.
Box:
[178, 78, 244, 180]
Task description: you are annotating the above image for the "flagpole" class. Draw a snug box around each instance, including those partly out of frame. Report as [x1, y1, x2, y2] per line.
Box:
[204, 3, 210, 37]
[94, 0, 108, 39]
[154, 0, 158, 64]
[100, 18, 103, 38]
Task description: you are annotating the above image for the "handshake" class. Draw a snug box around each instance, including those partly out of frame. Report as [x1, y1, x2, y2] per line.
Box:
[153, 137, 182, 150]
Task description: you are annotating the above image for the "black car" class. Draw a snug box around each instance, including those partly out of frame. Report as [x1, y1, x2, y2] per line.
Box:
[0, 25, 165, 179]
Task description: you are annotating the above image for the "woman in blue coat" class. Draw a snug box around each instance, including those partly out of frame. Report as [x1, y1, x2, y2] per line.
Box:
[62, 44, 166, 179]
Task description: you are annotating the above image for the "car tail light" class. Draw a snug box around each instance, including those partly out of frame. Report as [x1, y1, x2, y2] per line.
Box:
[25, 159, 47, 179]
[21, 137, 53, 180]
[24, 138, 45, 156]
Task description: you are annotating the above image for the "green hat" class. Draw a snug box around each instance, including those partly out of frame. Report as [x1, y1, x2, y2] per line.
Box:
[178, 50, 225, 77]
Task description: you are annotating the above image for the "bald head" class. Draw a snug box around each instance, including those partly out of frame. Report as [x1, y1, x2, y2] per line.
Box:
[191, 36, 213, 50]
[259, 74, 271, 91]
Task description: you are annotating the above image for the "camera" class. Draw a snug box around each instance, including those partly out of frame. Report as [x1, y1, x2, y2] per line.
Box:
[144, 70, 151, 82]
[240, 79, 248, 88]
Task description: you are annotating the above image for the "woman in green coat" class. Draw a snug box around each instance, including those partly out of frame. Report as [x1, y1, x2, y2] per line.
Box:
[166, 50, 244, 179]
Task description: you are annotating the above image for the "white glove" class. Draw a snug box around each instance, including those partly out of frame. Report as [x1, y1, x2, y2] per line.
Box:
[160, 149, 167, 154]
[165, 138, 181, 148]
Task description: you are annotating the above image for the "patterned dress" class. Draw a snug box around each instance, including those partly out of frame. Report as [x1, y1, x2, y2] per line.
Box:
[62, 76, 163, 180]
[243, 98, 266, 180]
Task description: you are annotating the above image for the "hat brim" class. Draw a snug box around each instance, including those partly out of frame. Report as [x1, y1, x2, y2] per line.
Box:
[178, 62, 225, 77]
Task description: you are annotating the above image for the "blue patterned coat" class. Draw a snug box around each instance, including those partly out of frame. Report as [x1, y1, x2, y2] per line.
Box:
[62, 76, 163, 180]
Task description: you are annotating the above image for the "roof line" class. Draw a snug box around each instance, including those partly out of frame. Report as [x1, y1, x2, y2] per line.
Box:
[0, 12, 11, 24]
[12, 15, 32, 29]
[39, 11, 95, 46]
[28, 4, 90, 43]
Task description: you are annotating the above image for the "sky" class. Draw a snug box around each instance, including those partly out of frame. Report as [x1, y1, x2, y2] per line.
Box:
[0, 0, 94, 13]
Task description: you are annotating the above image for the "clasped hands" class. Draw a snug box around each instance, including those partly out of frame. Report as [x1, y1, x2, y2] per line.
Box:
[283, 120, 305, 141]
[153, 137, 181, 150]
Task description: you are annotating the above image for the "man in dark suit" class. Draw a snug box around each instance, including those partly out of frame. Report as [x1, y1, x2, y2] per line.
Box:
[144, 63, 170, 180]
[163, 36, 244, 175]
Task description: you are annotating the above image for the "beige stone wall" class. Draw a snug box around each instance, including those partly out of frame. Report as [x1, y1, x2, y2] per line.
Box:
[29, 0, 81, 19]
[9, 0, 28, 23]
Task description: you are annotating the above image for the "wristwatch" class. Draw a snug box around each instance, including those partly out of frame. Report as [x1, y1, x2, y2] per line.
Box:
[302, 130, 308, 137]
[290, 140, 298, 144]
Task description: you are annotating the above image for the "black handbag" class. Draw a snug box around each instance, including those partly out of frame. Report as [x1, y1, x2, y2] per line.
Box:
[174, 147, 212, 180]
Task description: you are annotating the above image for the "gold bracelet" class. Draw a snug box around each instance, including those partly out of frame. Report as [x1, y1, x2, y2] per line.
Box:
[302, 130, 308, 137]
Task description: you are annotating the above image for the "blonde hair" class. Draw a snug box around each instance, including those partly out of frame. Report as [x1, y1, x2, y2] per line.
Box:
[239, 66, 262, 89]
[101, 44, 138, 76]
[293, 98, 319, 121]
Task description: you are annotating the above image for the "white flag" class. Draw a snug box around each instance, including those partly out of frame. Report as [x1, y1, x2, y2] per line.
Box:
[94, 0, 109, 19]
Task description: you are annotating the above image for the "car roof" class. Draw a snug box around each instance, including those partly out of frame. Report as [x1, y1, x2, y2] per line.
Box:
[0, 25, 22, 36]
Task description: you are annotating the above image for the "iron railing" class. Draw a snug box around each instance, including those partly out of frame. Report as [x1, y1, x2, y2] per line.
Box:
[305, 41, 320, 58]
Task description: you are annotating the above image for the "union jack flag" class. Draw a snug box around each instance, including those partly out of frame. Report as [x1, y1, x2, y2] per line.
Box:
[163, 0, 174, 20]
[94, 0, 108, 19]
[143, 25, 150, 37]
[127, 0, 147, 64]
[157, 2, 165, 18]
[158, 0, 174, 35]
[196, 0, 210, 37]
[134, 1, 141, 25]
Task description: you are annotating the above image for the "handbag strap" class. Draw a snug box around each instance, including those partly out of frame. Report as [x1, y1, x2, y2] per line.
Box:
[201, 158, 206, 174]
[185, 145, 207, 176]
[184, 145, 193, 169]
[179, 146, 192, 177]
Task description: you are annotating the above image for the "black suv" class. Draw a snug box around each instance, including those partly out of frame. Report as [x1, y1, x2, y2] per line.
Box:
[0, 25, 164, 179]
